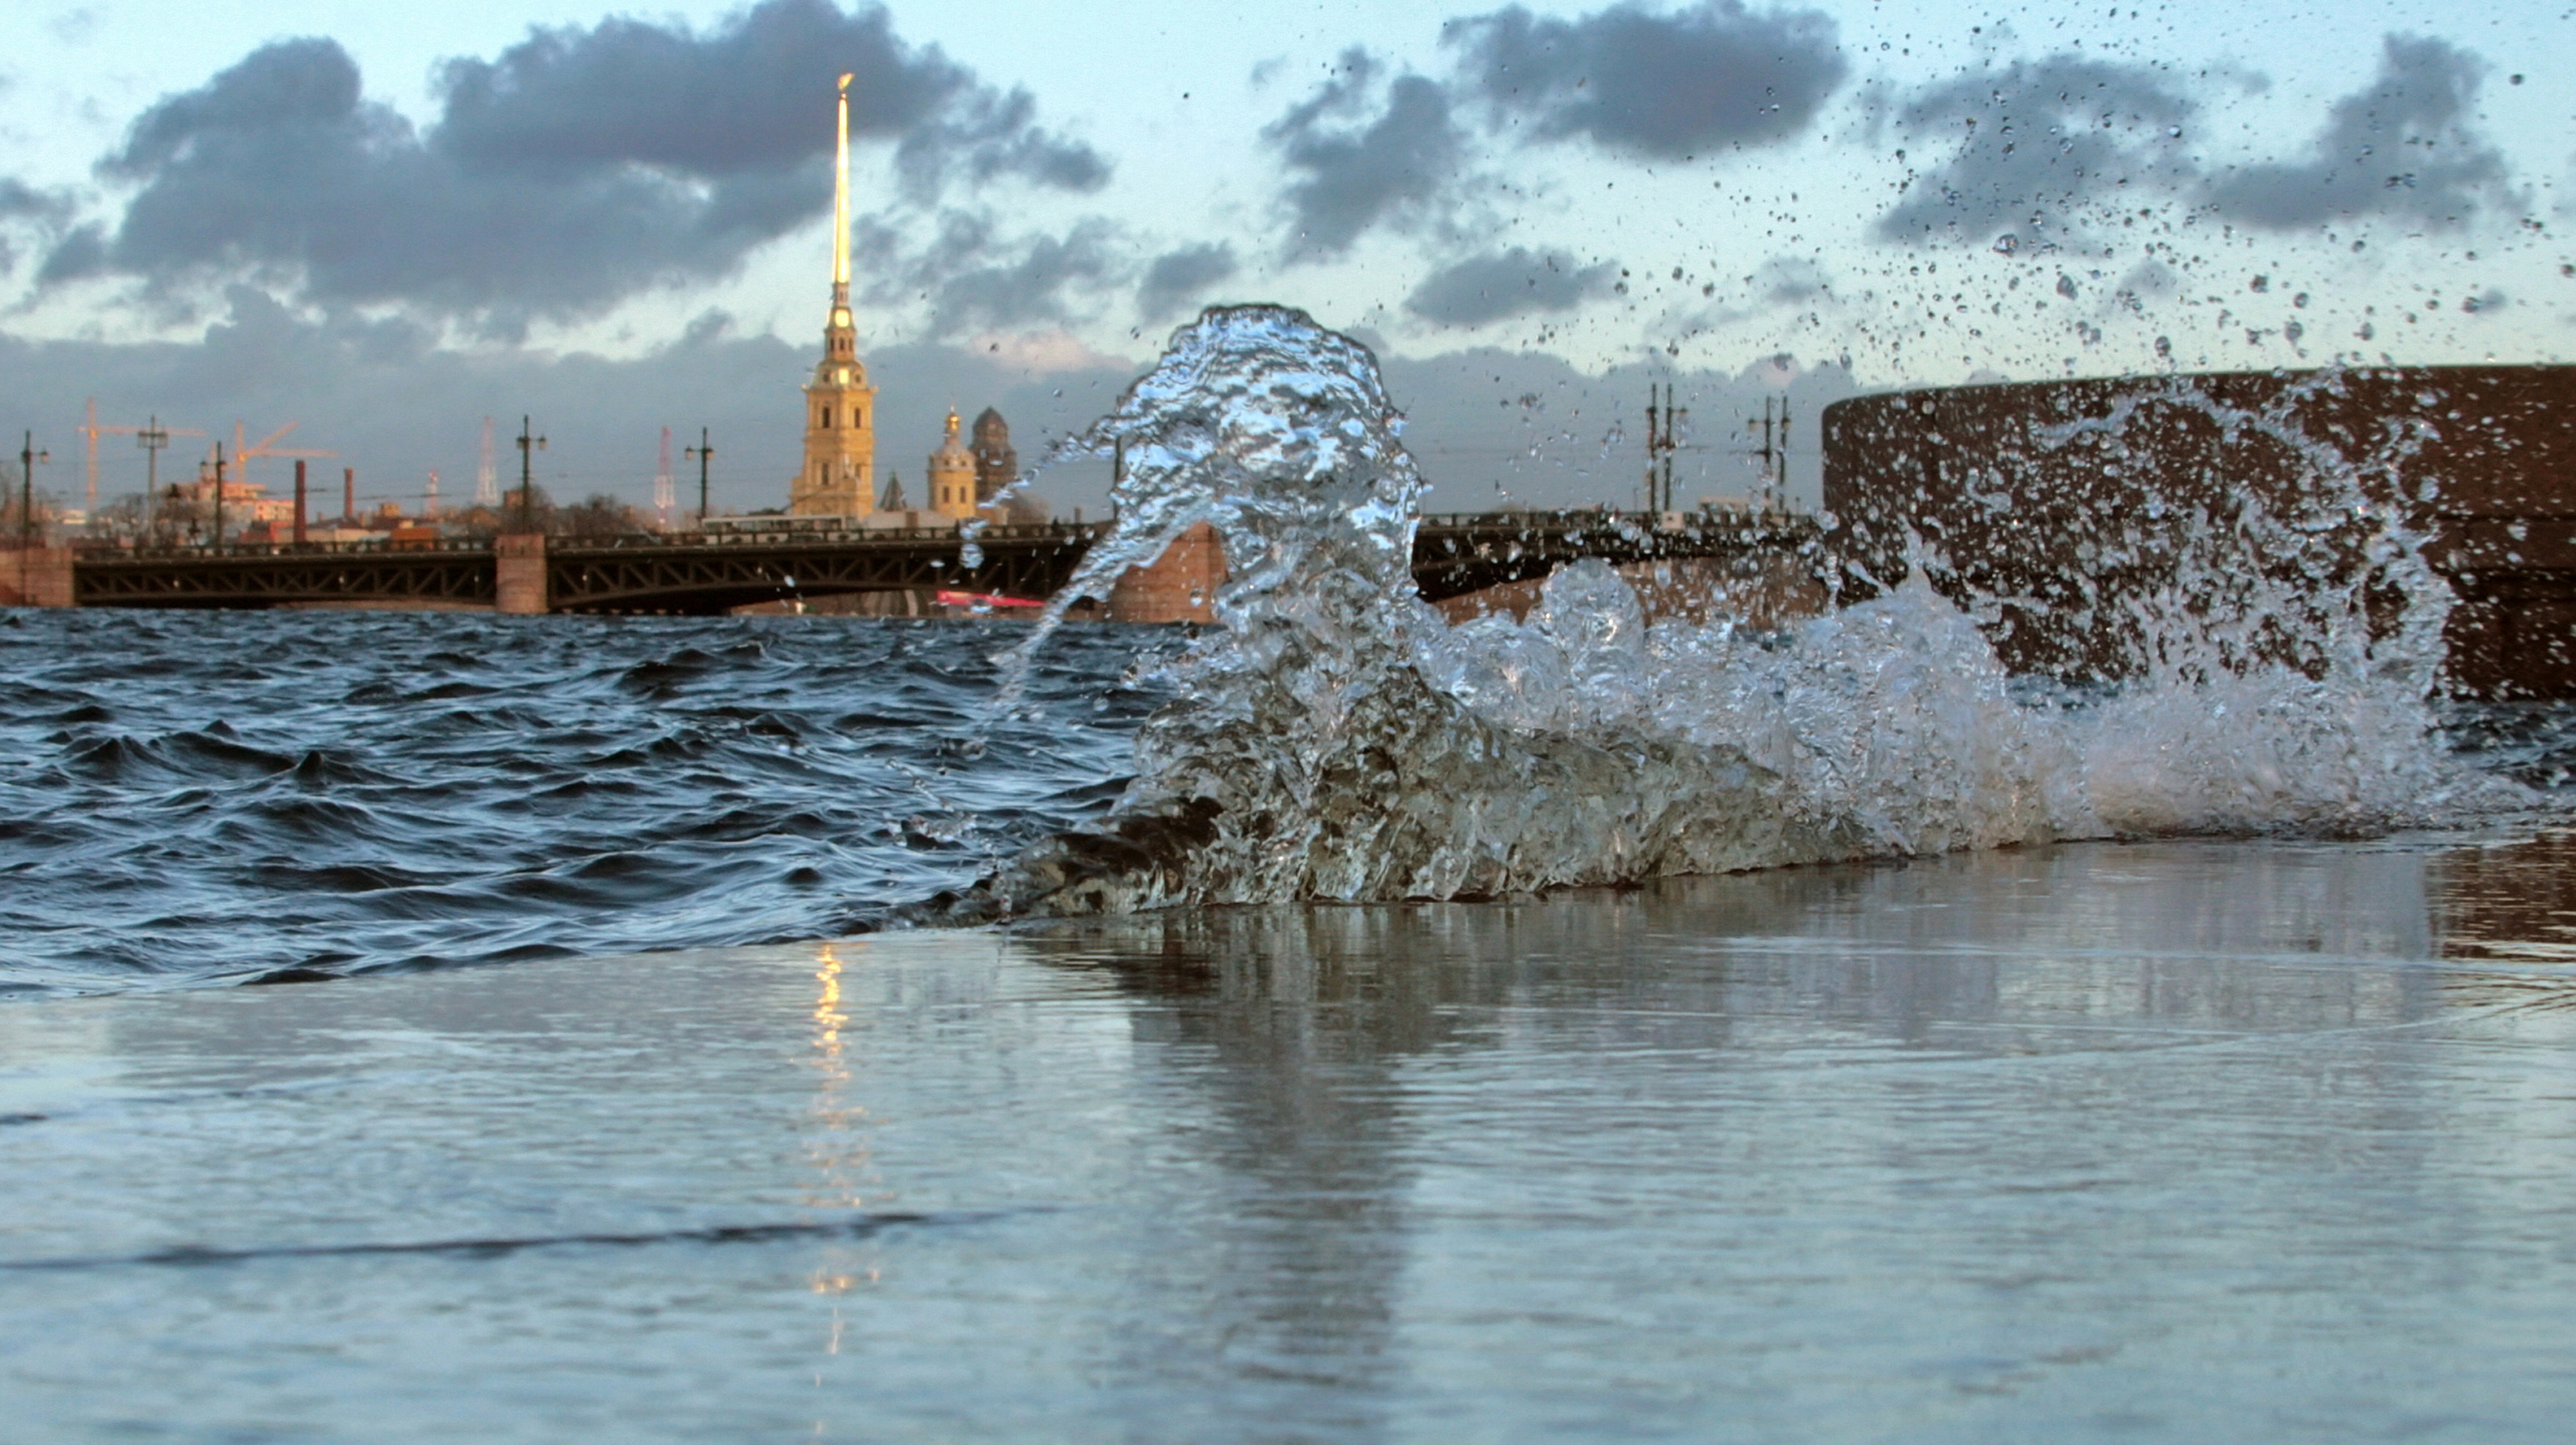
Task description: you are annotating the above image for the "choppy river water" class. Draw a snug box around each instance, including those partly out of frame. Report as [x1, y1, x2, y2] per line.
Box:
[0, 608, 1173, 997]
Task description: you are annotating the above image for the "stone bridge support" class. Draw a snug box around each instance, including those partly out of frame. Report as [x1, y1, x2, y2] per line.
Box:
[1, 545, 74, 608]
[495, 534, 548, 614]
[1107, 523, 1226, 623]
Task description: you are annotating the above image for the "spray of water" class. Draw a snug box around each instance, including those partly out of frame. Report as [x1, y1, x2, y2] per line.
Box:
[938, 306, 2534, 921]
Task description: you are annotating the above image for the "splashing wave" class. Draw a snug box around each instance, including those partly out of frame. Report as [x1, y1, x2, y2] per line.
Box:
[960, 306, 2542, 918]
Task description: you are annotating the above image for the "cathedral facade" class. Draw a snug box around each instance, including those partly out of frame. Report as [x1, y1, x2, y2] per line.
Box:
[790, 290, 876, 517]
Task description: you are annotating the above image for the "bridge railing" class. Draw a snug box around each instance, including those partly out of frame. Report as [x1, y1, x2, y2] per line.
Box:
[68, 521, 1109, 562]
[1416, 506, 1820, 534]
[75, 536, 495, 560]
[554, 522, 1107, 549]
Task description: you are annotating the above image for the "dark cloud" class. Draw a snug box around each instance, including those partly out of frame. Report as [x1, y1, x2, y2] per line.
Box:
[1404, 246, 1615, 326]
[0, 178, 74, 223]
[0, 177, 76, 273]
[434, 1, 1102, 201]
[2205, 36, 2510, 229]
[54, 1, 1106, 320]
[1137, 243, 1239, 319]
[35, 223, 107, 287]
[926, 221, 1120, 334]
[1873, 56, 2199, 249]
[850, 208, 1126, 337]
[1751, 255, 1829, 305]
[1445, 1, 1845, 159]
[1264, 50, 1464, 257]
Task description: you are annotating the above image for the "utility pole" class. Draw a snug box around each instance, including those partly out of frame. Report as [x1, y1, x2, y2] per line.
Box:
[684, 428, 714, 527]
[1643, 384, 1685, 513]
[515, 415, 547, 533]
[294, 459, 310, 547]
[138, 417, 170, 543]
[18, 430, 51, 546]
[1739, 398, 1790, 508]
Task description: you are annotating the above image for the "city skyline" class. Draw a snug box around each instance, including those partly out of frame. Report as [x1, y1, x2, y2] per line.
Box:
[1, 0, 2566, 516]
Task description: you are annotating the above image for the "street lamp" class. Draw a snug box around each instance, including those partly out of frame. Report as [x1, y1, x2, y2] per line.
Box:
[18, 431, 51, 547]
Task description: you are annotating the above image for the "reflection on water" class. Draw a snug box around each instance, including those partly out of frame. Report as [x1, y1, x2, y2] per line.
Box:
[806, 944, 879, 1316]
[3, 839, 2575, 1441]
[2431, 831, 2576, 963]
[2426, 832, 2576, 1017]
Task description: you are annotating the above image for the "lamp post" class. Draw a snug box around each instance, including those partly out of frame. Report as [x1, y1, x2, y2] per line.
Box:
[515, 415, 547, 532]
[209, 442, 228, 549]
[20, 430, 51, 547]
[684, 428, 714, 528]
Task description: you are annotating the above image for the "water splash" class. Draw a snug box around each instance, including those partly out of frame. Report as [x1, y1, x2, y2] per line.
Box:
[950, 306, 2537, 920]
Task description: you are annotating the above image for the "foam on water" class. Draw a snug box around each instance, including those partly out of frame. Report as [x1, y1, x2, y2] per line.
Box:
[965, 306, 2539, 917]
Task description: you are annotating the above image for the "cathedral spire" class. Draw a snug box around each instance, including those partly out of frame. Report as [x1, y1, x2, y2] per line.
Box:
[793, 73, 876, 518]
[831, 72, 852, 301]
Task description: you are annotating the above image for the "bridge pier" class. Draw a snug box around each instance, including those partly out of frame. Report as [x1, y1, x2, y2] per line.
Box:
[2, 545, 74, 608]
[1107, 522, 1226, 623]
[495, 534, 548, 614]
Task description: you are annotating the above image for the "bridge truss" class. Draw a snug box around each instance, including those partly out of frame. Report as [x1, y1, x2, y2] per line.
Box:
[62, 512, 1821, 614]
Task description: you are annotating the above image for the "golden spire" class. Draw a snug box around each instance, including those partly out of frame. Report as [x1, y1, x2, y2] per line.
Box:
[831, 73, 853, 296]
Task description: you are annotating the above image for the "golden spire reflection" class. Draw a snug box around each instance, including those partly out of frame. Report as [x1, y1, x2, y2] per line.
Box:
[806, 943, 878, 1301]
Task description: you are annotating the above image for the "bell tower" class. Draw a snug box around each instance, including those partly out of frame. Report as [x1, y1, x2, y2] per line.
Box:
[793, 73, 877, 517]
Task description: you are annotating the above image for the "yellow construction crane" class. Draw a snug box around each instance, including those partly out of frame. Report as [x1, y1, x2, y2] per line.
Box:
[228, 420, 337, 487]
[75, 398, 200, 511]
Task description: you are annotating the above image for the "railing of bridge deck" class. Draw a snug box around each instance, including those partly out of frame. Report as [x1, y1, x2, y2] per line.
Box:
[67, 520, 1108, 562]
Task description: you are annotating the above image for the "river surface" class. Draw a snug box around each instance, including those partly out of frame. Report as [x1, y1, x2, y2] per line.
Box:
[0, 609, 1175, 997]
[7, 830, 2576, 1441]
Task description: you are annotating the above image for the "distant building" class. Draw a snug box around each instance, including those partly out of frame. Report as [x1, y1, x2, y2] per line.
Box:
[971, 408, 1017, 504]
[928, 411, 981, 520]
[171, 474, 297, 527]
[789, 76, 877, 517]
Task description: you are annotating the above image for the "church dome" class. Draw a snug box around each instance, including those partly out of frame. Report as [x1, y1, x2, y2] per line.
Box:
[927, 409, 979, 520]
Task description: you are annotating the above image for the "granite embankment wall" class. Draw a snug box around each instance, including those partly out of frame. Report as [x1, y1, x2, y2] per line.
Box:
[1822, 365, 2576, 697]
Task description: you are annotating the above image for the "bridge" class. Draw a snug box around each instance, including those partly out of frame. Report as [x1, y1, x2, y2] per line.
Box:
[27, 510, 1822, 618]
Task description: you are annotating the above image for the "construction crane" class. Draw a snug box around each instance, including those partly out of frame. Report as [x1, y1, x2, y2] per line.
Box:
[75, 399, 199, 511]
[228, 420, 336, 487]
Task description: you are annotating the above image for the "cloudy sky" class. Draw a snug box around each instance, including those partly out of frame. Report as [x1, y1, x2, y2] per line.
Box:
[0, 0, 2566, 515]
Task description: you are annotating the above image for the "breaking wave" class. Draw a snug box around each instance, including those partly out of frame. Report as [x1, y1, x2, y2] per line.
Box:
[956, 305, 2539, 918]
